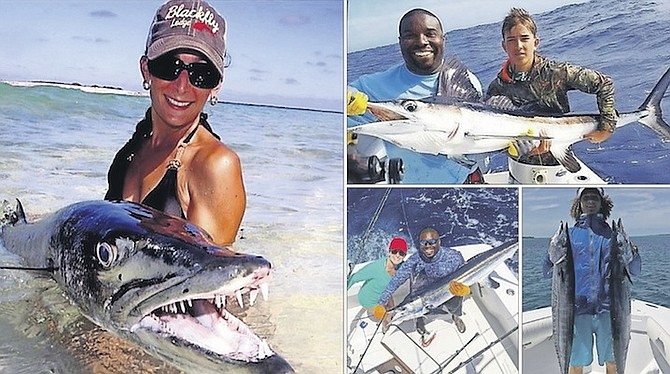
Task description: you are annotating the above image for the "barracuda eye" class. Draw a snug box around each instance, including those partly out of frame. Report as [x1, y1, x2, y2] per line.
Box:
[96, 242, 117, 268]
[401, 100, 418, 112]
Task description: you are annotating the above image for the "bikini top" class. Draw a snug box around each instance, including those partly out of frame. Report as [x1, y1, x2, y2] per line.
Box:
[105, 109, 220, 218]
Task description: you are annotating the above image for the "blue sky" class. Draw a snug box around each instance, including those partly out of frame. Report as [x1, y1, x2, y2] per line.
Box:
[0, 1, 343, 111]
[523, 188, 670, 237]
[348, 0, 589, 52]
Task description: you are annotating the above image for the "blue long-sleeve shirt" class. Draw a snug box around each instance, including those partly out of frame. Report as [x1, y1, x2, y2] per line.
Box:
[348, 57, 483, 184]
[378, 247, 465, 306]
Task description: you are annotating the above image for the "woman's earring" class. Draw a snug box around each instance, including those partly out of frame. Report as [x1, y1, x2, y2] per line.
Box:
[142, 80, 151, 90]
[210, 95, 218, 106]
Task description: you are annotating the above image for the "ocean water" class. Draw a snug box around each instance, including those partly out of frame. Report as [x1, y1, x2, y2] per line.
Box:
[522, 235, 670, 312]
[0, 82, 343, 373]
[348, 0, 670, 183]
[347, 187, 519, 271]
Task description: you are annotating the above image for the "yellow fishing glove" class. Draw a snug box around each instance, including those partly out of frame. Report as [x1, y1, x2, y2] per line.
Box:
[372, 304, 387, 320]
[508, 129, 535, 157]
[347, 87, 368, 116]
[449, 281, 471, 297]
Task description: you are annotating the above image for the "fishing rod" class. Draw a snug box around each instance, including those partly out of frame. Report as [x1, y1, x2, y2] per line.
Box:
[351, 311, 386, 374]
[446, 325, 519, 374]
[347, 187, 392, 279]
[434, 332, 481, 373]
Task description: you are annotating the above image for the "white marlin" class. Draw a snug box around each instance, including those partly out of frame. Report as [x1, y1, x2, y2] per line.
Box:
[351, 67, 670, 173]
[390, 241, 517, 326]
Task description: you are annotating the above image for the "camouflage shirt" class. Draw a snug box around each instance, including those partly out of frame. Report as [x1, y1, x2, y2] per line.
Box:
[486, 55, 617, 132]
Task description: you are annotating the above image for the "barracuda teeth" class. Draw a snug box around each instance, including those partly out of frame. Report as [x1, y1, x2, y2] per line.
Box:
[187, 299, 193, 308]
[171, 303, 177, 314]
[259, 339, 273, 359]
[249, 289, 259, 306]
[215, 294, 224, 309]
[179, 300, 186, 313]
[260, 283, 269, 301]
[236, 290, 244, 308]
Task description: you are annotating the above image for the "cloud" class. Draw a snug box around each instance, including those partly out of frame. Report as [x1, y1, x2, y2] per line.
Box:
[72, 36, 111, 44]
[248, 68, 267, 74]
[90, 10, 117, 18]
[284, 78, 299, 85]
[280, 15, 310, 25]
[307, 61, 327, 67]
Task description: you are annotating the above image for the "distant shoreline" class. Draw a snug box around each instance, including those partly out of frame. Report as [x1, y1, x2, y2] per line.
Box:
[1, 80, 341, 114]
[1, 80, 146, 97]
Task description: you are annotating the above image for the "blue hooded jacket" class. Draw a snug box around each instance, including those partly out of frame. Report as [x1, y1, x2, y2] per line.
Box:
[543, 214, 641, 315]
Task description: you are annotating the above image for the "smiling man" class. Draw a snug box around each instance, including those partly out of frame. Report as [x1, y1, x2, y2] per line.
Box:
[376, 227, 467, 345]
[348, 8, 485, 184]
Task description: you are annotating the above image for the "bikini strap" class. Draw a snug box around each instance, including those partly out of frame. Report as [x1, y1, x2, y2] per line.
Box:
[167, 123, 200, 170]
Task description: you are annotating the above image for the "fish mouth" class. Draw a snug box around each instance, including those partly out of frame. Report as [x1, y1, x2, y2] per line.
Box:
[130, 266, 275, 363]
[366, 102, 411, 122]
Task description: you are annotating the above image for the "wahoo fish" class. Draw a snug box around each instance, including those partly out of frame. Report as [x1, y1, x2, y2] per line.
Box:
[549, 222, 574, 374]
[610, 218, 635, 374]
[350, 67, 670, 173]
[0, 199, 293, 373]
[390, 241, 517, 326]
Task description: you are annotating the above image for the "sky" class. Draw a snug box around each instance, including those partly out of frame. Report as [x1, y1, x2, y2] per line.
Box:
[0, 1, 343, 111]
[522, 187, 670, 237]
[348, 0, 590, 52]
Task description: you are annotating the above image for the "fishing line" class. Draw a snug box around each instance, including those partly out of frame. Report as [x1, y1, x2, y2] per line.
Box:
[399, 188, 415, 247]
[348, 188, 392, 278]
[351, 309, 386, 373]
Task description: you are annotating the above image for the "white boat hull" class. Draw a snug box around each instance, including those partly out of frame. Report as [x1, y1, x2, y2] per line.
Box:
[522, 299, 670, 373]
[348, 244, 519, 374]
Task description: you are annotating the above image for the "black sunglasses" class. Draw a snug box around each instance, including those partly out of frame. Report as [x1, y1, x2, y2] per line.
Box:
[390, 250, 406, 256]
[147, 54, 221, 89]
[419, 238, 438, 246]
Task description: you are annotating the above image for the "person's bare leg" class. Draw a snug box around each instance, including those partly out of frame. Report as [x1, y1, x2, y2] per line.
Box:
[605, 361, 617, 374]
[569, 366, 583, 374]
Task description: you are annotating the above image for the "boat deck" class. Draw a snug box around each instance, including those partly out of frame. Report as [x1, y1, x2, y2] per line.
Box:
[348, 244, 519, 374]
[522, 299, 670, 373]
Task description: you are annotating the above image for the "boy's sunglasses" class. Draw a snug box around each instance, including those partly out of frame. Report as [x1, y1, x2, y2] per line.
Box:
[147, 55, 221, 89]
[419, 238, 438, 246]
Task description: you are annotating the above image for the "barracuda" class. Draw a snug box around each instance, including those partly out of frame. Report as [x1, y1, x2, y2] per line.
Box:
[549, 222, 574, 374]
[390, 241, 518, 326]
[351, 67, 670, 173]
[0, 199, 293, 373]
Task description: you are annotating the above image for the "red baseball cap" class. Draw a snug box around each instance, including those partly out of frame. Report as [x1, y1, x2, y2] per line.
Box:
[389, 237, 408, 254]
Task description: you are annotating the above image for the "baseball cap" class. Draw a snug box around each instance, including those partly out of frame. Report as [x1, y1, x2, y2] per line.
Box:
[389, 237, 408, 254]
[145, 0, 227, 76]
[576, 187, 604, 198]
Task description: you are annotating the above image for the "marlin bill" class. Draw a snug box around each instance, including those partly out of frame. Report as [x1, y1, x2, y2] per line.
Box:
[351, 67, 670, 173]
[0, 199, 293, 374]
[390, 241, 518, 326]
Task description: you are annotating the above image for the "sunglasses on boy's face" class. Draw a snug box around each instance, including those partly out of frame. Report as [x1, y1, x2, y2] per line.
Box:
[390, 250, 406, 256]
[147, 54, 221, 89]
[419, 238, 438, 246]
